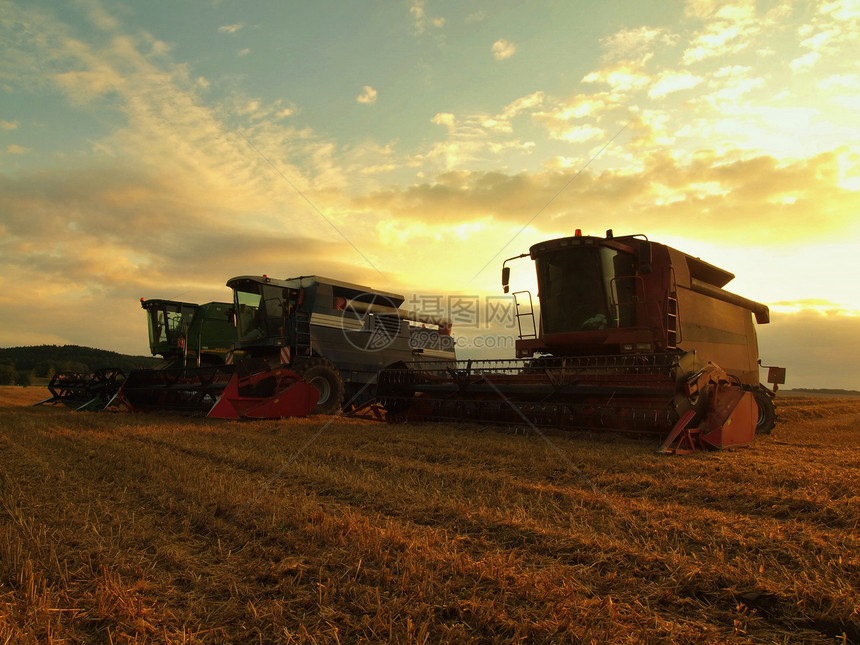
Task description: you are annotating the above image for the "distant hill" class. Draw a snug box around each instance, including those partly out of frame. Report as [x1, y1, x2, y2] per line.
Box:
[0, 345, 160, 383]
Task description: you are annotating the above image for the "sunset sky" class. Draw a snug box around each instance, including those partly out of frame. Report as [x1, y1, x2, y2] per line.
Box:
[1, 0, 859, 389]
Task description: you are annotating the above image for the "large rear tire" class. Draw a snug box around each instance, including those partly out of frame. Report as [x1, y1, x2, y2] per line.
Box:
[753, 389, 776, 434]
[294, 357, 344, 415]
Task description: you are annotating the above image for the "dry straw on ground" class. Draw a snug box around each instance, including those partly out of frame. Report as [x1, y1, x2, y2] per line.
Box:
[0, 386, 858, 643]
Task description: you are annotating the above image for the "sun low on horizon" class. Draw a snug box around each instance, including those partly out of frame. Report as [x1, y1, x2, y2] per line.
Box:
[0, 0, 858, 389]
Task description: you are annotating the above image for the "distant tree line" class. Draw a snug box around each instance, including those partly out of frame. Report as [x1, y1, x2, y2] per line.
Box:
[0, 364, 31, 386]
[0, 345, 160, 385]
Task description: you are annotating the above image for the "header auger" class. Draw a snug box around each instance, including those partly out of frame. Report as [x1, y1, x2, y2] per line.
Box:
[377, 230, 784, 452]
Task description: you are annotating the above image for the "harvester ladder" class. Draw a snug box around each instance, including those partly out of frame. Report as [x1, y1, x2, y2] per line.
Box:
[294, 311, 313, 357]
[513, 291, 537, 340]
[666, 295, 679, 349]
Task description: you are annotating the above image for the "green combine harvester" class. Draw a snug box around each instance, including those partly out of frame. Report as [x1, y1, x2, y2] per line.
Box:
[36, 299, 239, 412]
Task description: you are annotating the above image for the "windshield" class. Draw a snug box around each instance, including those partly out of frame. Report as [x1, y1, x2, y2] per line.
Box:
[148, 303, 187, 348]
[535, 246, 636, 334]
[234, 283, 294, 343]
[235, 289, 265, 341]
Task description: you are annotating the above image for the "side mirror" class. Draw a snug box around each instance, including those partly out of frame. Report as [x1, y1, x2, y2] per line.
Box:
[502, 266, 511, 294]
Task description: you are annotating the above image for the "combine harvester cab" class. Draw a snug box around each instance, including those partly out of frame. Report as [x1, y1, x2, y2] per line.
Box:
[377, 230, 784, 453]
[226, 274, 456, 415]
[140, 298, 236, 368]
[105, 298, 319, 419]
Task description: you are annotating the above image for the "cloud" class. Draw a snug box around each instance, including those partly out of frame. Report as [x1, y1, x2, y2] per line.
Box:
[625, 108, 675, 149]
[409, 139, 483, 174]
[410, 0, 444, 34]
[357, 85, 378, 104]
[352, 149, 859, 245]
[0, 158, 388, 353]
[0, 3, 382, 283]
[491, 39, 517, 60]
[1, 120, 19, 130]
[790, 51, 819, 71]
[599, 26, 678, 61]
[674, 57, 855, 160]
[818, 73, 860, 90]
[501, 91, 545, 119]
[151, 40, 170, 55]
[582, 61, 651, 93]
[409, 0, 426, 28]
[238, 99, 261, 115]
[218, 23, 244, 34]
[682, 1, 760, 64]
[437, 92, 546, 138]
[431, 112, 456, 129]
[481, 118, 512, 133]
[4, 144, 30, 154]
[75, 0, 119, 32]
[53, 67, 127, 105]
[831, 93, 860, 111]
[758, 310, 860, 390]
[543, 123, 605, 144]
[791, 1, 860, 70]
[648, 70, 703, 98]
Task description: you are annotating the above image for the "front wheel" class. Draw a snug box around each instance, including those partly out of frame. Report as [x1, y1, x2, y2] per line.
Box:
[752, 389, 776, 434]
[294, 358, 344, 415]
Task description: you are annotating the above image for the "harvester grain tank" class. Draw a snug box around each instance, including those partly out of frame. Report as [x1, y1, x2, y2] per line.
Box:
[227, 274, 456, 413]
[376, 231, 784, 452]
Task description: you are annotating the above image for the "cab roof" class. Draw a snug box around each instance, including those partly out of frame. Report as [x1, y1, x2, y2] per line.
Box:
[226, 274, 405, 306]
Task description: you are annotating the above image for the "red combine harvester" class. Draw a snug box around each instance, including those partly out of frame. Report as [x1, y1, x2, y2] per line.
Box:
[376, 230, 785, 453]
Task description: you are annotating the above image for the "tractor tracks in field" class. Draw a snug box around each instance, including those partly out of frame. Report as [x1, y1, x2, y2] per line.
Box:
[3, 409, 857, 644]
[87, 423, 858, 643]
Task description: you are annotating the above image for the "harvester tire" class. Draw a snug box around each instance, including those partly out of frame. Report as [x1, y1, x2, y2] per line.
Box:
[753, 389, 776, 434]
[295, 358, 344, 415]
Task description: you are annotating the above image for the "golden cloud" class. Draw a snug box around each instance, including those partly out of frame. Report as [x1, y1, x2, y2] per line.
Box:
[351, 149, 859, 246]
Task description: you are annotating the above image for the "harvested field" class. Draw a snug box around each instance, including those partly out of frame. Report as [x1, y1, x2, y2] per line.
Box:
[1, 386, 858, 644]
